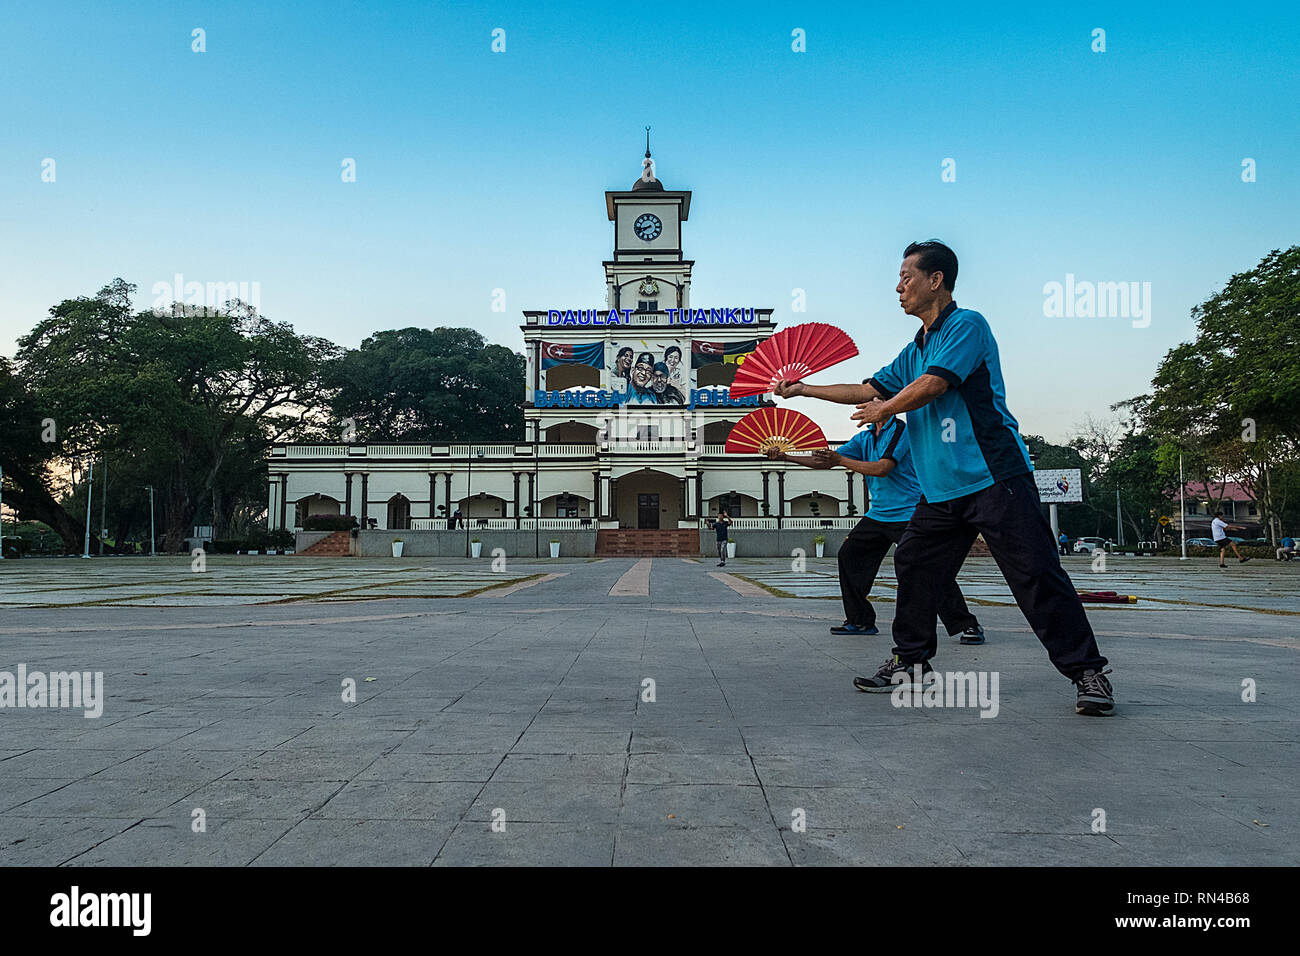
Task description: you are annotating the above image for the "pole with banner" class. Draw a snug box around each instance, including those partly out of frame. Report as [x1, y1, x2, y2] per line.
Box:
[1034, 469, 1083, 551]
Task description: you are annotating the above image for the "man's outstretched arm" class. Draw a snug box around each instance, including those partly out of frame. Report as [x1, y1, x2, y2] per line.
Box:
[774, 380, 882, 405]
[766, 447, 895, 476]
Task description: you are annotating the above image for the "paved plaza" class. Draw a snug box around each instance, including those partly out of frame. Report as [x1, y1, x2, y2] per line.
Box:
[0, 554, 1296, 866]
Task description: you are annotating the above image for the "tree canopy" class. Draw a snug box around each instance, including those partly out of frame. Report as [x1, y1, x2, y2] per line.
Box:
[1126, 246, 1300, 540]
[325, 327, 525, 443]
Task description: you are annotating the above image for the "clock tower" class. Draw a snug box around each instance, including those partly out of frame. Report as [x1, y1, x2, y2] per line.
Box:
[604, 132, 693, 313]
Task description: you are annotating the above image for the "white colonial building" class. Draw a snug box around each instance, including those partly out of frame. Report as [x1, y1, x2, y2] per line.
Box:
[269, 147, 866, 554]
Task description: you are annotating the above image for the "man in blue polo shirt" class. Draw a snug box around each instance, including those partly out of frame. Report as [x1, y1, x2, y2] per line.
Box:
[776, 240, 1113, 716]
[767, 415, 984, 643]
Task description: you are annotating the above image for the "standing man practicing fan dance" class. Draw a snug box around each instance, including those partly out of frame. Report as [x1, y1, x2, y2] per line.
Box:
[766, 417, 985, 643]
[776, 240, 1114, 715]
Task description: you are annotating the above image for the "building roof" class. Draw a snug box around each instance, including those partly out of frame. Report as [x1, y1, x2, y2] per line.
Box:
[1178, 480, 1255, 502]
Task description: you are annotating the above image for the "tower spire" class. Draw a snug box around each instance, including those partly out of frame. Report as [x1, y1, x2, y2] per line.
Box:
[637, 127, 660, 189]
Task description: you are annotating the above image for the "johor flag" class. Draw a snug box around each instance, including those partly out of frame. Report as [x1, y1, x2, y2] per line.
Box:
[691, 339, 758, 368]
[541, 341, 605, 369]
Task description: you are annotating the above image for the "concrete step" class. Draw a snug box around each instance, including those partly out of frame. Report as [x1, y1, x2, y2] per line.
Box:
[299, 530, 353, 557]
[596, 529, 702, 557]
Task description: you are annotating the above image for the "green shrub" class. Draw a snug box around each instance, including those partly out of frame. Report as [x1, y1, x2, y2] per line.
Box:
[2, 536, 33, 558]
[302, 514, 357, 532]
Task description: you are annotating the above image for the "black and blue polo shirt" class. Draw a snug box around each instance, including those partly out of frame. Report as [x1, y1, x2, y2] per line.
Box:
[868, 302, 1032, 503]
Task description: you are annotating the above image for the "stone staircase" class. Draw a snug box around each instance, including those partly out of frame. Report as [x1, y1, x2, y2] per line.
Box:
[596, 529, 701, 557]
[298, 530, 353, 557]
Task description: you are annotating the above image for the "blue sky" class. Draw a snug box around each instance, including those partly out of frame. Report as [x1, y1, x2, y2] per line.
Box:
[2, 0, 1297, 442]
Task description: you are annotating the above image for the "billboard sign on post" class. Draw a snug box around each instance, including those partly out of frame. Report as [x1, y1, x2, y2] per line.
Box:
[1035, 469, 1083, 503]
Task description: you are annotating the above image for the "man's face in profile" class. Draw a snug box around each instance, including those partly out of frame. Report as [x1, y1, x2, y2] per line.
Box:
[896, 253, 941, 318]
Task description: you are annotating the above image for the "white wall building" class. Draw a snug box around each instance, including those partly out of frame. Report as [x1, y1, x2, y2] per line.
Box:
[268, 147, 868, 551]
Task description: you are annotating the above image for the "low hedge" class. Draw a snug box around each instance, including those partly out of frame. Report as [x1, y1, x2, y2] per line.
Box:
[208, 529, 296, 553]
[302, 514, 358, 532]
[2, 536, 33, 558]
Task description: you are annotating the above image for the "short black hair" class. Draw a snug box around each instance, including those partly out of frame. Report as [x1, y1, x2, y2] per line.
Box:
[1214, 511, 1223, 517]
[904, 240, 958, 291]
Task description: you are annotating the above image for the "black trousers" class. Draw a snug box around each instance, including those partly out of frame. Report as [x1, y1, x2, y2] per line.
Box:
[892, 473, 1108, 679]
[839, 515, 979, 633]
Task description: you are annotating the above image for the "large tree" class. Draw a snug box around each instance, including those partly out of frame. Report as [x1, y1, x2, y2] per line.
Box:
[1130, 246, 1300, 541]
[0, 357, 100, 551]
[327, 328, 525, 442]
[13, 280, 340, 551]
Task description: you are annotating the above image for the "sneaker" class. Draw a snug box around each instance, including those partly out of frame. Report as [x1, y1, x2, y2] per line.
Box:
[1074, 668, 1115, 716]
[1240, 557, 1251, 564]
[717, 561, 725, 567]
[853, 656, 932, 693]
[958, 625, 985, 645]
[831, 624, 879, 635]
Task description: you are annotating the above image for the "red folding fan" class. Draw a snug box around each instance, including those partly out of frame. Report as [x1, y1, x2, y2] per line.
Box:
[724, 407, 828, 454]
[727, 322, 858, 398]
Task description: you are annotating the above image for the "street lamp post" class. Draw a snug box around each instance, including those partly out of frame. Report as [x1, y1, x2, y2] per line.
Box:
[1179, 454, 1188, 560]
[145, 485, 156, 557]
[82, 456, 94, 559]
[99, 458, 107, 555]
[534, 438, 540, 558]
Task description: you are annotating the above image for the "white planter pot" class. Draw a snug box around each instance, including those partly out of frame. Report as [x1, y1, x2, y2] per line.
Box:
[815, 543, 825, 558]
[391, 542, 404, 557]
[549, 542, 561, 558]
[470, 541, 482, 558]
[727, 541, 737, 559]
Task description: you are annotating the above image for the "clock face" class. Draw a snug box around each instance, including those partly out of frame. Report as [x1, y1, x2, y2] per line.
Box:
[633, 213, 662, 241]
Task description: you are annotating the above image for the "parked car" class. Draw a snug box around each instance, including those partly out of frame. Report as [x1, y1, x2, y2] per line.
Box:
[1185, 537, 1216, 547]
[1072, 537, 1110, 554]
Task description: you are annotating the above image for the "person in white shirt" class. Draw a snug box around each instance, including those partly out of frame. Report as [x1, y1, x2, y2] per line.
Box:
[1211, 511, 1250, 567]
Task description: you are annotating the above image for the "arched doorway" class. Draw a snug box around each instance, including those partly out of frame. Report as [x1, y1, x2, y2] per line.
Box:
[708, 492, 760, 518]
[295, 494, 341, 528]
[701, 420, 737, 446]
[615, 469, 682, 529]
[386, 494, 411, 530]
[788, 492, 841, 517]
[545, 421, 599, 444]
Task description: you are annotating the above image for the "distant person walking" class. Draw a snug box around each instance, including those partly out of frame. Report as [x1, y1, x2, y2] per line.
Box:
[1212, 512, 1249, 566]
[710, 510, 732, 566]
[1058, 532, 1070, 556]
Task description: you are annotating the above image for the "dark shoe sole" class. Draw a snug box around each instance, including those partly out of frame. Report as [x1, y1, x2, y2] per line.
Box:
[832, 627, 879, 635]
[1076, 699, 1115, 716]
[853, 677, 897, 693]
[959, 634, 985, 645]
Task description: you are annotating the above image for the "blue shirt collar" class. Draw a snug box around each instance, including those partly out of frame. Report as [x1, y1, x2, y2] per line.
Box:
[914, 300, 958, 347]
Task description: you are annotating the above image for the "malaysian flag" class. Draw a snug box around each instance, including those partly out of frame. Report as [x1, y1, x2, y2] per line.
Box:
[541, 341, 605, 369]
